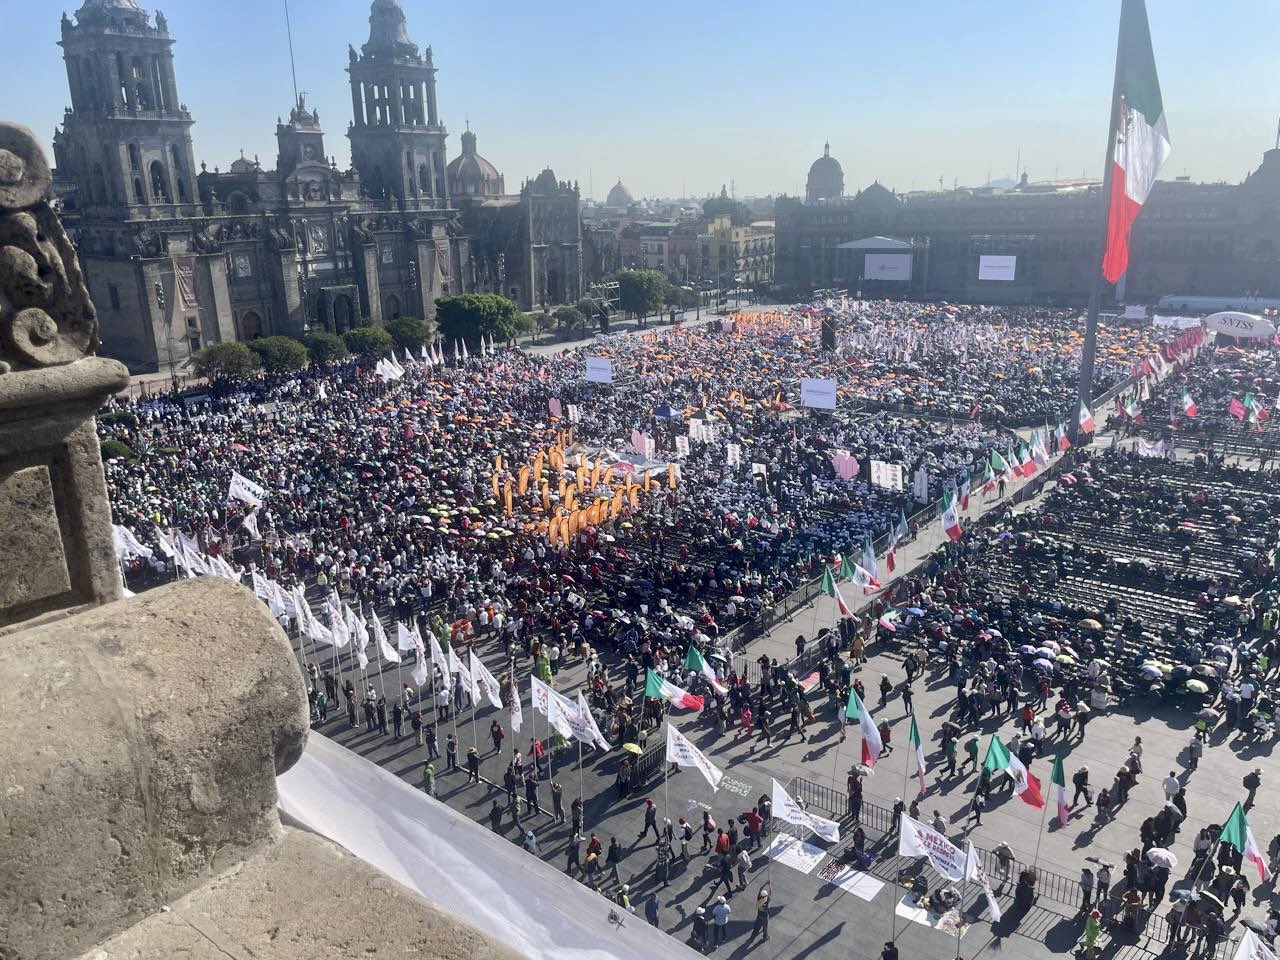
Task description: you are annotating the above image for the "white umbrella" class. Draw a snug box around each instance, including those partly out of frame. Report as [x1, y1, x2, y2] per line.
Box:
[1146, 848, 1178, 870]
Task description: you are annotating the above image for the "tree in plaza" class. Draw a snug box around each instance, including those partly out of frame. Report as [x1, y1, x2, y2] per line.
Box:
[303, 331, 349, 364]
[666, 286, 699, 312]
[190, 341, 259, 382]
[247, 335, 309, 374]
[533, 310, 557, 342]
[434, 293, 522, 347]
[386, 317, 430, 352]
[343, 326, 395, 358]
[615, 269, 669, 322]
[554, 305, 587, 336]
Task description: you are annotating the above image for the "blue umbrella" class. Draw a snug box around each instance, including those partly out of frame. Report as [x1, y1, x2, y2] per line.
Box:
[654, 404, 682, 419]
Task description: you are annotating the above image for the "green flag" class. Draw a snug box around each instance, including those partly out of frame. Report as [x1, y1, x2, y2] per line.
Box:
[845, 687, 862, 721]
[839, 554, 856, 581]
[821, 565, 838, 597]
[982, 734, 1010, 775]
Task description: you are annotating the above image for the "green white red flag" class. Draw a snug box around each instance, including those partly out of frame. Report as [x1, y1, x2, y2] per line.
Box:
[1101, 0, 1170, 283]
[1050, 755, 1070, 828]
[645, 668, 703, 711]
[982, 736, 1044, 808]
[909, 714, 927, 795]
[1221, 802, 1271, 882]
[1181, 389, 1197, 418]
[1079, 402, 1096, 434]
[821, 566, 853, 616]
[684, 643, 727, 695]
[845, 688, 882, 768]
[941, 502, 963, 542]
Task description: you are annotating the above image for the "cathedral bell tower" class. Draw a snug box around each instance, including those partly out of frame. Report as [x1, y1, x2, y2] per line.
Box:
[56, 0, 198, 217]
[346, 0, 449, 208]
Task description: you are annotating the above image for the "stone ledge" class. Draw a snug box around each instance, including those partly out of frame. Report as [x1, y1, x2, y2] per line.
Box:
[0, 578, 309, 960]
[75, 827, 524, 960]
[0, 357, 130, 417]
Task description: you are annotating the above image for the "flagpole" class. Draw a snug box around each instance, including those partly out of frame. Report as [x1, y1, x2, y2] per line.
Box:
[1075, 2, 1127, 439]
[577, 734, 585, 836]
[957, 842, 970, 960]
[663, 721, 671, 834]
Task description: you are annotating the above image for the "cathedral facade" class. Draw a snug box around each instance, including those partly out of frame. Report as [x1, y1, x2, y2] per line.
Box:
[52, 0, 582, 373]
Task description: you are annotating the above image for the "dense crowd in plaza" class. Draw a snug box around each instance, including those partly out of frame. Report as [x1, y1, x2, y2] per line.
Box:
[99, 301, 1280, 957]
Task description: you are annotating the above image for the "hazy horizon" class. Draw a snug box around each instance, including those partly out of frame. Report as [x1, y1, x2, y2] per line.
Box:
[9, 0, 1278, 201]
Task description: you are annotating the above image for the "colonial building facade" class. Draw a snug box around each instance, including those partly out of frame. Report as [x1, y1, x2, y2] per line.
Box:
[776, 143, 1280, 305]
[52, 0, 581, 373]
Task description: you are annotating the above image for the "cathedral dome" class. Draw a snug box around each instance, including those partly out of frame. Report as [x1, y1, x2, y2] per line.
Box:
[805, 142, 844, 203]
[363, 0, 418, 58]
[447, 129, 504, 197]
[606, 179, 633, 207]
[75, 0, 147, 24]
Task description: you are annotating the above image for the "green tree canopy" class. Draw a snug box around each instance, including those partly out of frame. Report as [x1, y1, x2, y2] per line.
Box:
[343, 326, 395, 358]
[247, 335, 309, 374]
[303, 331, 349, 364]
[386, 317, 430, 351]
[191, 341, 259, 382]
[615, 269, 669, 318]
[434, 293, 522, 347]
[553, 305, 587, 332]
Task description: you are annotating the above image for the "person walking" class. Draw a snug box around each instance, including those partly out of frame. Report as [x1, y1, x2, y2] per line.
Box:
[423, 761, 437, 797]
[1187, 734, 1203, 771]
[465, 746, 480, 783]
[425, 722, 439, 760]
[701, 811, 717, 854]
[644, 891, 660, 928]
[636, 797, 660, 843]
[488, 799, 503, 833]
[550, 779, 565, 824]
[736, 846, 752, 890]
[1161, 770, 1180, 802]
[565, 834, 581, 876]
[523, 829, 540, 855]
[964, 734, 980, 773]
[392, 701, 404, 739]
[490, 719, 506, 755]
[445, 733, 459, 772]
[524, 770, 541, 816]
[679, 817, 693, 861]
[654, 832, 672, 888]
[1244, 768, 1262, 809]
[606, 837, 623, 886]
[1072, 766, 1091, 807]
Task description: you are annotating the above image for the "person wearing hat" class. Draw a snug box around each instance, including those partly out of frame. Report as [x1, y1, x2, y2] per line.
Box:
[691, 907, 709, 949]
[1244, 767, 1262, 809]
[712, 896, 731, 945]
[465, 746, 481, 783]
[636, 797, 660, 843]
[616, 883, 632, 912]
[523, 829, 540, 855]
[1082, 908, 1102, 959]
[751, 882, 772, 942]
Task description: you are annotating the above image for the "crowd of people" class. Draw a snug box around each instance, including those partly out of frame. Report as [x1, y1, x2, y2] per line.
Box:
[100, 301, 1277, 956]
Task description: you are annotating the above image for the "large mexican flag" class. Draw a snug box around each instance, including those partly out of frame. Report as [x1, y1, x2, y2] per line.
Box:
[1102, 0, 1170, 283]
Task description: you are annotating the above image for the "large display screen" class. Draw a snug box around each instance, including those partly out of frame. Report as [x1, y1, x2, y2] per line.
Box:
[864, 253, 912, 281]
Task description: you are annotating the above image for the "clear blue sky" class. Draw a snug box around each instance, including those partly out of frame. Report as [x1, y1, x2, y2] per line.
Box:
[9, 0, 1278, 199]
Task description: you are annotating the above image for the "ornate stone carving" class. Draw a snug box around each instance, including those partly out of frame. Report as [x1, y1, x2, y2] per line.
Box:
[0, 123, 97, 374]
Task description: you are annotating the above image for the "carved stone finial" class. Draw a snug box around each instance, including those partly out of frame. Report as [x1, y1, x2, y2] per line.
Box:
[0, 122, 98, 374]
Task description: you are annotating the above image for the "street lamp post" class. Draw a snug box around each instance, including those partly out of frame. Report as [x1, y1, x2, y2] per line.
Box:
[155, 281, 177, 392]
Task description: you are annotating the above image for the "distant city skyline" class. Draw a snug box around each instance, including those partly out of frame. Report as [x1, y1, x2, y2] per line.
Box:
[9, 0, 1279, 200]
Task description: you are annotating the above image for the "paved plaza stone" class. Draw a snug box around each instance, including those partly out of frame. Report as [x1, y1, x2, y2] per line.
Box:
[295, 438, 1274, 960]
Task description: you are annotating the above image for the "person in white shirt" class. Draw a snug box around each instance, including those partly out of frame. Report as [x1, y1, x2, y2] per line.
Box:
[1161, 771, 1180, 800]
